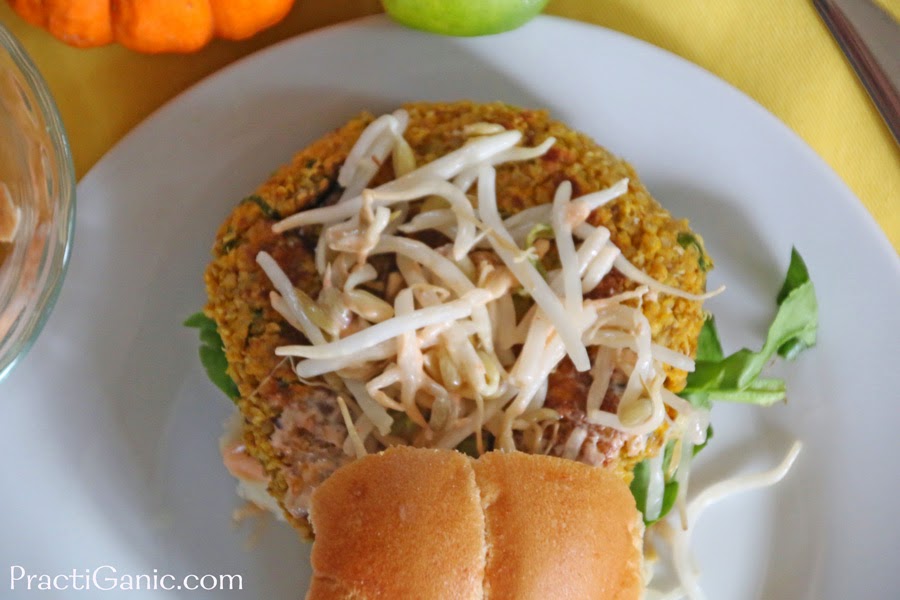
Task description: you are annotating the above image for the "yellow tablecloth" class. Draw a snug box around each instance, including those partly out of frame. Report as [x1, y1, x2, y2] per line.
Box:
[1, 0, 897, 251]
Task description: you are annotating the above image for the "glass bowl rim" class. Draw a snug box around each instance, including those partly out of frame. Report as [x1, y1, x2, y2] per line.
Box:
[0, 22, 77, 382]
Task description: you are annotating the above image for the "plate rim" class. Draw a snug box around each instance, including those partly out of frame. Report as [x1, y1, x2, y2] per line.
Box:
[30, 12, 898, 598]
[79, 13, 900, 271]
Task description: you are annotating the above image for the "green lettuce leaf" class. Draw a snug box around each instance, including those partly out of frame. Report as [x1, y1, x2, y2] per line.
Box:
[630, 248, 817, 523]
[693, 424, 713, 456]
[677, 232, 711, 271]
[630, 440, 679, 525]
[680, 247, 817, 409]
[184, 312, 240, 402]
[695, 314, 724, 362]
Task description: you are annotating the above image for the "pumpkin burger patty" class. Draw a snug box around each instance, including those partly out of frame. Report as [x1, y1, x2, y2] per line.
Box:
[203, 101, 710, 537]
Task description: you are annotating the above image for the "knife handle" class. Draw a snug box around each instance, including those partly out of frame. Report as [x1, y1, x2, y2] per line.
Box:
[815, 0, 900, 145]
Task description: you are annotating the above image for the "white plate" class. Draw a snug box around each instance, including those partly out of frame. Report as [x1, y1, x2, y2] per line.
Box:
[2, 15, 898, 599]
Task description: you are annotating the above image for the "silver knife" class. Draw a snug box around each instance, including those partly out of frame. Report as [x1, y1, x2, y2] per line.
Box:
[814, 0, 900, 145]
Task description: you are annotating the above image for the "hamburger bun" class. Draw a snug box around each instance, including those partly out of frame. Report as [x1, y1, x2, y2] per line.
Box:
[306, 447, 485, 599]
[307, 447, 644, 600]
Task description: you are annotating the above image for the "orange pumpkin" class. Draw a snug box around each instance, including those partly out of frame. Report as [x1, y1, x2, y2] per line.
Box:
[8, 0, 296, 53]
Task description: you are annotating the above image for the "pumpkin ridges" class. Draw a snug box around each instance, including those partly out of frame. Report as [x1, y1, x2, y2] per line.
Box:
[209, 0, 294, 40]
[7, 0, 295, 52]
[45, 0, 114, 48]
[110, 0, 214, 53]
[8, 0, 49, 27]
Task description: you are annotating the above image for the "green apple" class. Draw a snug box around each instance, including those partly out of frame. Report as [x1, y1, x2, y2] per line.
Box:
[383, 0, 550, 36]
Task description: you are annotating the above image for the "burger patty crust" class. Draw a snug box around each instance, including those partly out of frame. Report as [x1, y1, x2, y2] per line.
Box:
[204, 101, 709, 536]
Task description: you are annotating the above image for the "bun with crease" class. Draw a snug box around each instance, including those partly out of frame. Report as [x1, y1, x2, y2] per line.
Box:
[306, 446, 644, 600]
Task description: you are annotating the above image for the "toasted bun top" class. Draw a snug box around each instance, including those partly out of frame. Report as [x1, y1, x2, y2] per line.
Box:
[307, 447, 485, 600]
[475, 451, 644, 600]
[307, 448, 643, 600]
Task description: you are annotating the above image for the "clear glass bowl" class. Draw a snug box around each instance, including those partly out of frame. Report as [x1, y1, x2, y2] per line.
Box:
[0, 23, 76, 382]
